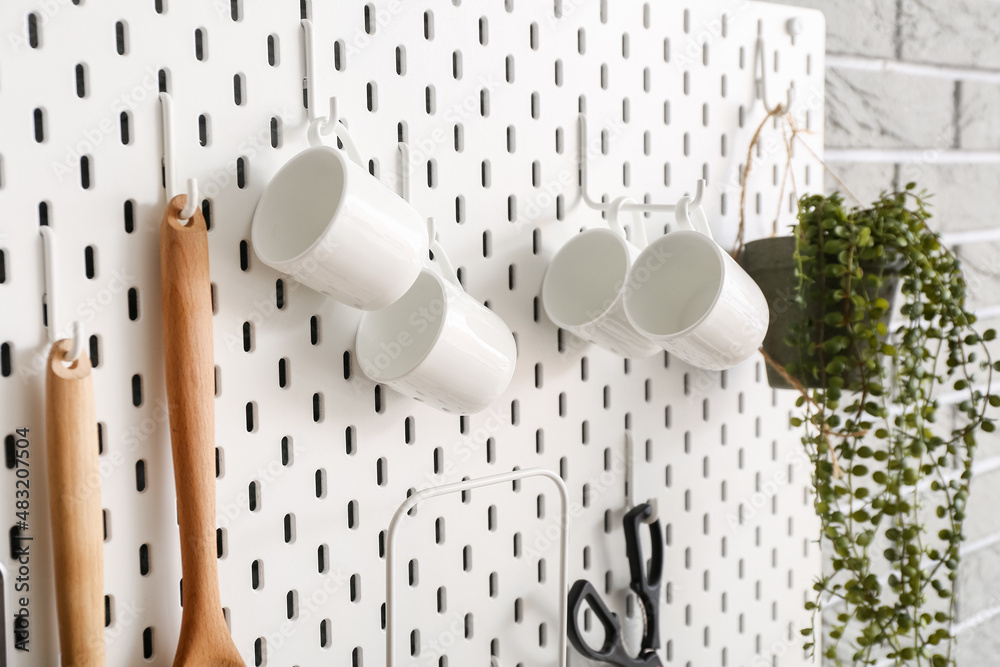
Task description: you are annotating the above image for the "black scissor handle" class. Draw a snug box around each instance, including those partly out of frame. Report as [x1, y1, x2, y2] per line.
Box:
[567, 580, 662, 667]
[623, 503, 664, 651]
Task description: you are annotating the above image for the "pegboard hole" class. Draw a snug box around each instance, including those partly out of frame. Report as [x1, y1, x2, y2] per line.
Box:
[395, 46, 406, 75]
[198, 114, 210, 146]
[139, 543, 150, 575]
[27, 13, 40, 48]
[351, 574, 361, 602]
[158, 68, 170, 93]
[194, 28, 207, 61]
[366, 81, 378, 111]
[254, 638, 265, 666]
[230, 0, 243, 21]
[130, 374, 143, 406]
[334, 40, 345, 71]
[376, 457, 388, 486]
[452, 50, 462, 79]
[312, 392, 324, 422]
[281, 436, 293, 466]
[283, 513, 296, 543]
[115, 20, 128, 55]
[86, 334, 100, 367]
[142, 627, 154, 659]
[117, 110, 134, 145]
[32, 108, 46, 143]
[245, 401, 257, 432]
[237, 156, 248, 188]
[80, 155, 93, 189]
[277, 358, 288, 388]
[424, 85, 435, 114]
[423, 10, 434, 39]
[154, 0, 166, 14]
[267, 34, 280, 66]
[307, 315, 321, 345]
[135, 459, 147, 492]
[317, 544, 329, 573]
[234, 73, 246, 106]
[74, 63, 88, 98]
[437, 586, 447, 612]
[348, 500, 359, 529]
[286, 590, 298, 619]
[251, 559, 263, 590]
[248, 481, 261, 511]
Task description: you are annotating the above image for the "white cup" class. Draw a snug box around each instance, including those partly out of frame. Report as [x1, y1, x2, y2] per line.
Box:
[355, 231, 517, 414]
[541, 198, 662, 358]
[623, 198, 769, 370]
[251, 120, 427, 310]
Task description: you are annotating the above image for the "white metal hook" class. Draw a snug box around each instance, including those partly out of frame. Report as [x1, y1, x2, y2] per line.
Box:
[39, 226, 85, 363]
[578, 114, 707, 215]
[385, 468, 569, 667]
[754, 37, 794, 114]
[625, 432, 658, 524]
[301, 18, 319, 123]
[398, 142, 413, 204]
[158, 92, 200, 221]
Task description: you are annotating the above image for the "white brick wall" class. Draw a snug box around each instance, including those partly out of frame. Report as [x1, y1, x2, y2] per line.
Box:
[769, 1, 1000, 663]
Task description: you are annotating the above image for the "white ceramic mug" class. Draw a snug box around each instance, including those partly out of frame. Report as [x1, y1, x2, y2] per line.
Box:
[355, 229, 517, 414]
[623, 198, 769, 370]
[251, 120, 427, 311]
[541, 198, 662, 358]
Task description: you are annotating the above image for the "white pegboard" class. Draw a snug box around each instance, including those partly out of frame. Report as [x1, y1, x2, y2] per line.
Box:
[0, 1, 825, 665]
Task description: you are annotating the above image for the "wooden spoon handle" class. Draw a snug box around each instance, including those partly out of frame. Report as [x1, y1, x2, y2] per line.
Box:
[160, 196, 223, 617]
[45, 339, 105, 667]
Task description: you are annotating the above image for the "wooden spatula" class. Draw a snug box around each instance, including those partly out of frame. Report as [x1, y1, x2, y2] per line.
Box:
[160, 195, 244, 667]
[45, 339, 105, 667]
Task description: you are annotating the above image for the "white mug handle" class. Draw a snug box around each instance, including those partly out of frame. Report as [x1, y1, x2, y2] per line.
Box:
[607, 196, 648, 249]
[425, 217, 463, 289]
[674, 196, 713, 239]
[308, 115, 364, 166]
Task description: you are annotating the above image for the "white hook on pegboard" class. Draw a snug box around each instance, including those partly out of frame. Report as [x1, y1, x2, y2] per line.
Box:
[158, 91, 199, 221]
[385, 468, 569, 667]
[578, 113, 706, 215]
[39, 226, 85, 363]
[301, 20, 363, 164]
[754, 36, 795, 114]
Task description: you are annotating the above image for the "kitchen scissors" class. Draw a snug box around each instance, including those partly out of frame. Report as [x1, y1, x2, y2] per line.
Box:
[567, 503, 664, 666]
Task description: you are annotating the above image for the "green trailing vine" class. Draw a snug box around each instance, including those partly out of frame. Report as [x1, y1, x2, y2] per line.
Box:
[786, 186, 998, 665]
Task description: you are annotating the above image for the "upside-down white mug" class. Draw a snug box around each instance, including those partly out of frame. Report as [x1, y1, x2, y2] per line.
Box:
[251, 120, 427, 310]
[623, 198, 769, 370]
[355, 229, 517, 414]
[541, 198, 662, 358]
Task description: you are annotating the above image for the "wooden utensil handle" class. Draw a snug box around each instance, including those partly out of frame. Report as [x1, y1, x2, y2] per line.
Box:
[160, 195, 222, 616]
[45, 339, 105, 667]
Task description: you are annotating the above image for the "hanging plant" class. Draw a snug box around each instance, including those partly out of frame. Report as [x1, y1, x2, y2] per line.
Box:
[734, 107, 998, 665]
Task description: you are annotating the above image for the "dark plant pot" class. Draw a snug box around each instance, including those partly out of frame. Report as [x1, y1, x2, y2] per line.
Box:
[740, 236, 901, 390]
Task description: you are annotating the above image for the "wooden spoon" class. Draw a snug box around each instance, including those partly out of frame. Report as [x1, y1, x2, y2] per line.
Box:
[160, 195, 244, 667]
[45, 339, 105, 667]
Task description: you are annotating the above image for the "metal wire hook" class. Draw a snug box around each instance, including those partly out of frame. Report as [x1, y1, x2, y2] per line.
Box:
[158, 92, 199, 221]
[755, 36, 795, 114]
[625, 432, 659, 524]
[39, 226, 85, 363]
[385, 468, 569, 667]
[578, 114, 706, 214]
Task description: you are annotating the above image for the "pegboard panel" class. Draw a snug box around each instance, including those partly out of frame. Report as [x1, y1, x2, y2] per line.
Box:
[0, 1, 825, 666]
